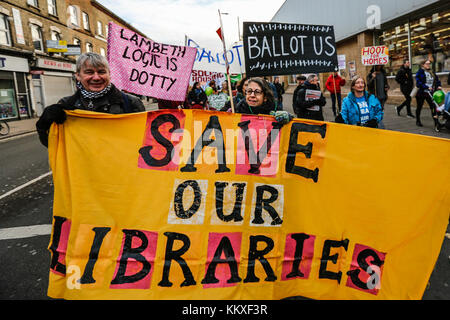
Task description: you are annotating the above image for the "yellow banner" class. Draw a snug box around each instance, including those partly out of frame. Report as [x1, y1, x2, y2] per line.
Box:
[47, 109, 450, 300]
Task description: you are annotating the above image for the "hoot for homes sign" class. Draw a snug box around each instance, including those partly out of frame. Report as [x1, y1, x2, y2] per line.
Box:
[361, 45, 389, 66]
[46, 110, 449, 300]
[107, 23, 196, 101]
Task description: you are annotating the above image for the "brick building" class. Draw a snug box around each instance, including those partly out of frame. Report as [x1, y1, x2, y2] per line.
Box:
[0, 0, 147, 120]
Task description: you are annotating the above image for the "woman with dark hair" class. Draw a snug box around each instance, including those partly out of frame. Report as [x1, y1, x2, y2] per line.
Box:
[220, 77, 249, 111]
[221, 77, 292, 124]
[339, 75, 383, 127]
[415, 60, 442, 130]
[187, 82, 207, 109]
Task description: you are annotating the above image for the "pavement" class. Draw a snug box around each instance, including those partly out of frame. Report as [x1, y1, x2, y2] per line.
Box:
[1, 95, 448, 141]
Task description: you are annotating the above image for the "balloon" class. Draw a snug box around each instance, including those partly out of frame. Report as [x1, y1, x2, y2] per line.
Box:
[433, 90, 445, 105]
[205, 87, 213, 96]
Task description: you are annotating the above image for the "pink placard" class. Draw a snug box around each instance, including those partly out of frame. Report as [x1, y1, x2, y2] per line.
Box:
[107, 22, 196, 101]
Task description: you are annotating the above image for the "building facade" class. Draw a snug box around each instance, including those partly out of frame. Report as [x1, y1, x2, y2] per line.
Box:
[271, 0, 450, 99]
[0, 0, 146, 120]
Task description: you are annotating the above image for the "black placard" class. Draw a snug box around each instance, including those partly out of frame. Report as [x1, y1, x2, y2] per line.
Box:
[243, 22, 338, 77]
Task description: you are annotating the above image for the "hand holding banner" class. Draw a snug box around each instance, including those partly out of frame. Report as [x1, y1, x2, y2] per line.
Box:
[107, 22, 196, 101]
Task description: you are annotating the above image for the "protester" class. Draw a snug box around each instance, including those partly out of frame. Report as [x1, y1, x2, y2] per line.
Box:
[187, 82, 208, 109]
[325, 71, 346, 117]
[207, 84, 228, 111]
[222, 77, 293, 125]
[221, 76, 248, 112]
[273, 77, 285, 110]
[264, 77, 279, 110]
[339, 75, 383, 128]
[395, 59, 414, 118]
[294, 74, 326, 121]
[292, 75, 306, 108]
[220, 80, 230, 96]
[367, 65, 389, 109]
[415, 59, 442, 130]
[36, 52, 145, 147]
[157, 99, 182, 109]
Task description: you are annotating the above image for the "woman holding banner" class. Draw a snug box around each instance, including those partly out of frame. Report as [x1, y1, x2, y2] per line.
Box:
[339, 75, 383, 128]
[222, 77, 293, 124]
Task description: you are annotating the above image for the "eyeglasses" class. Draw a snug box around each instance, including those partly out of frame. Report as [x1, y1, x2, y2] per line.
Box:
[245, 89, 263, 96]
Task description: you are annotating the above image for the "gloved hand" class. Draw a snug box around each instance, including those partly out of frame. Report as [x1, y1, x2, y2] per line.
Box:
[35, 104, 66, 147]
[38, 104, 67, 127]
[364, 119, 378, 128]
[335, 113, 345, 123]
[270, 110, 294, 125]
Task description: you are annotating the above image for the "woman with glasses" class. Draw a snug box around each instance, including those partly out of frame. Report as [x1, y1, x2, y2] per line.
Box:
[415, 60, 442, 130]
[221, 77, 292, 124]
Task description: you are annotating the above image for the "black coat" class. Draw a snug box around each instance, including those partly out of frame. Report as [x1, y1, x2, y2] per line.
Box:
[58, 84, 145, 113]
[395, 65, 413, 94]
[187, 89, 207, 106]
[221, 98, 275, 115]
[36, 84, 145, 147]
[294, 82, 326, 121]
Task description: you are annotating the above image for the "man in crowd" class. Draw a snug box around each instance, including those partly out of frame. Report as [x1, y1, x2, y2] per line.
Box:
[292, 75, 306, 109]
[395, 59, 414, 118]
[294, 74, 326, 121]
[36, 53, 145, 147]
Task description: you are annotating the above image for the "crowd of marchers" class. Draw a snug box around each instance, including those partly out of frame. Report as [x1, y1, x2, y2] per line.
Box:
[36, 53, 450, 149]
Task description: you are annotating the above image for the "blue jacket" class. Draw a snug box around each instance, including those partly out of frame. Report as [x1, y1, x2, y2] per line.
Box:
[415, 68, 441, 97]
[341, 91, 383, 125]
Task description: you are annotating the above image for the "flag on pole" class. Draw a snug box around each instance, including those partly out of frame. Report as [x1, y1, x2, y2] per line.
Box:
[216, 27, 223, 41]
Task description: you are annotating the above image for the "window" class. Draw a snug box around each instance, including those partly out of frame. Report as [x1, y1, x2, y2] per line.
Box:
[73, 37, 81, 45]
[86, 42, 93, 52]
[50, 30, 61, 41]
[97, 21, 103, 36]
[47, 0, 57, 16]
[50, 30, 61, 56]
[105, 24, 109, 37]
[100, 48, 106, 57]
[0, 14, 11, 46]
[82, 12, 90, 30]
[30, 24, 43, 51]
[27, 0, 39, 7]
[69, 5, 79, 26]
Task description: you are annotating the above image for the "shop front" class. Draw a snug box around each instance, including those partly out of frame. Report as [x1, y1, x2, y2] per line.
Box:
[378, 9, 449, 77]
[31, 57, 76, 116]
[0, 53, 32, 120]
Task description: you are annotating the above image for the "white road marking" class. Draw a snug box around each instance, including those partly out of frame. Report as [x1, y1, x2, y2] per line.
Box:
[0, 171, 52, 201]
[0, 224, 52, 240]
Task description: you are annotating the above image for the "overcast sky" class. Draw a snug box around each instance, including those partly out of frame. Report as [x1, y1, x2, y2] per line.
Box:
[98, 0, 286, 51]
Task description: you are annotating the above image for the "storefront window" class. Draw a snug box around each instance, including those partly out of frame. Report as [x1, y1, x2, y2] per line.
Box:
[0, 79, 18, 119]
[379, 10, 450, 76]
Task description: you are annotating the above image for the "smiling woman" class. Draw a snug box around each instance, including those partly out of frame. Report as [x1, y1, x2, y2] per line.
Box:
[230, 77, 275, 115]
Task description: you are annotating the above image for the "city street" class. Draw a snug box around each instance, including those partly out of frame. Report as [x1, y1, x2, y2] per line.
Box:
[0, 97, 448, 300]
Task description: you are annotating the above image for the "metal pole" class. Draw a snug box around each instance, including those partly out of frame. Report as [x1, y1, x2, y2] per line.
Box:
[407, 20, 412, 64]
[219, 9, 235, 113]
